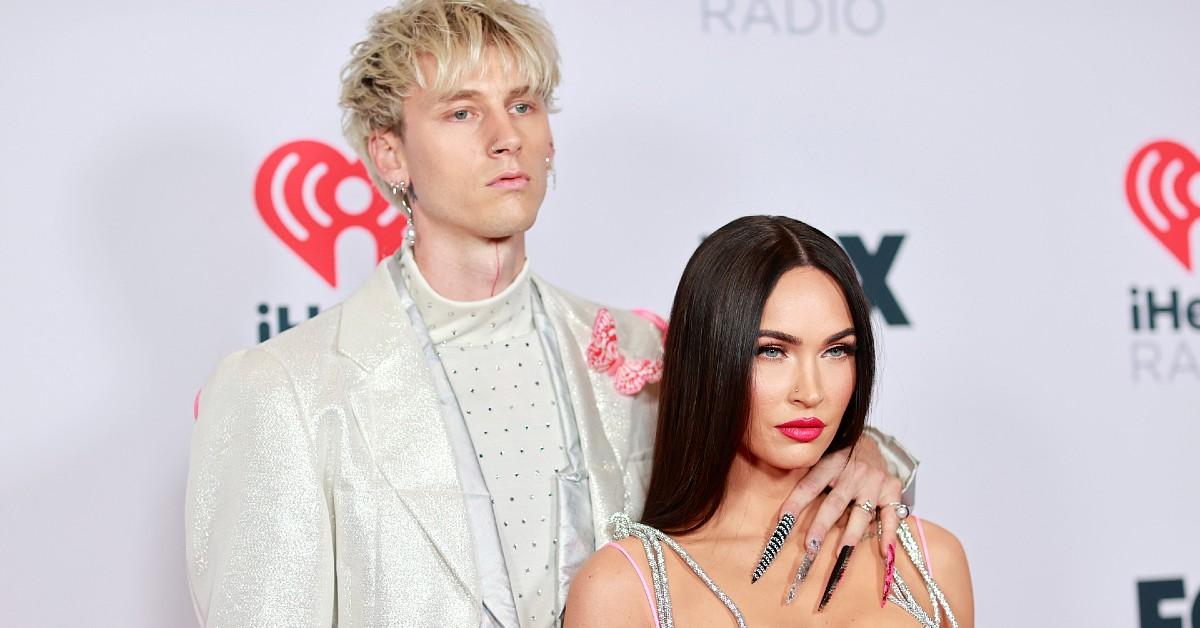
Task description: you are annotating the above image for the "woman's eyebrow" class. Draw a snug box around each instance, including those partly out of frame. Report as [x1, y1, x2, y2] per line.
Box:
[758, 329, 800, 344]
[824, 328, 855, 343]
[758, 328, 855, 345]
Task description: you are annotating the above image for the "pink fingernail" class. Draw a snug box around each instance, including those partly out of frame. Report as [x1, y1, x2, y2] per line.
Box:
[880, 543, 895, 608]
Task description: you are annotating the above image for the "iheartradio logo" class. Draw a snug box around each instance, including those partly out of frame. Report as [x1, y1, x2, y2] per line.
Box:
[254, 140, 406, 287]
[1126, 140, 1200, 272]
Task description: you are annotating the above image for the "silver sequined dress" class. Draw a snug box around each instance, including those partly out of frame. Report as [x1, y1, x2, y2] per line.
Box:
[609, 513, 958, 628]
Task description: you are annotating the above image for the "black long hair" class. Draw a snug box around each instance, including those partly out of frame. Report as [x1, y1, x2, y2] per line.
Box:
[639, 216, 876, 534]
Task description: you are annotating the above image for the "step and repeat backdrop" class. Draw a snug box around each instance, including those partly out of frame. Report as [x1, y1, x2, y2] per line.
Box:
[2, 1, 1198, 625]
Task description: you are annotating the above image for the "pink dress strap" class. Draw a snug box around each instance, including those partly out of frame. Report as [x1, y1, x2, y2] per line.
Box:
[603, 542, 660, 627]
[910, 514, 935, 578]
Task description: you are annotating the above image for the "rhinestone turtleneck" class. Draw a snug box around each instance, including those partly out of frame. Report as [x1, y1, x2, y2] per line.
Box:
[399, 248, 567, 626]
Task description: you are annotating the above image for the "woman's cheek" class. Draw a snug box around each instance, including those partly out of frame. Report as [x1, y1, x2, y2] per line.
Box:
[829, 362, 856, 415]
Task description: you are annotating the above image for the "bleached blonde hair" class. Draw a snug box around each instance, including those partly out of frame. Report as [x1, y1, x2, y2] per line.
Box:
[339, 0, 561, 196]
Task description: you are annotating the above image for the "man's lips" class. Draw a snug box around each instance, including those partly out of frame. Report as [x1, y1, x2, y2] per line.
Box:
[488, 170, 530, 189]
[775, 417, 826, 443]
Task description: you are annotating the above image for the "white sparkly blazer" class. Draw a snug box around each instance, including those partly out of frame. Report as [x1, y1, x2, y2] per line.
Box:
[185, 251, 663, 627]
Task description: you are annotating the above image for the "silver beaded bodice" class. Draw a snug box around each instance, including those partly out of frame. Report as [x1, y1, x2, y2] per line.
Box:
[609, 512, 747, 628]
[608, 513, 957, 628]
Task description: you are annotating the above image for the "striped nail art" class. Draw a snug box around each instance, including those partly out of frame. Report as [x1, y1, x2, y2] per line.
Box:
[750, 512, 796, 583]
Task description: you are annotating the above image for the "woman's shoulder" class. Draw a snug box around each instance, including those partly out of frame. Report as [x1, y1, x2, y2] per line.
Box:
[904, 515, 974, 625]
[906, 516, 967, 566]
[564, 540, 657, 628]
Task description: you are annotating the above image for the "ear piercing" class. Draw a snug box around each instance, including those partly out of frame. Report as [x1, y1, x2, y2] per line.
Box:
[389, 180, 415, 244]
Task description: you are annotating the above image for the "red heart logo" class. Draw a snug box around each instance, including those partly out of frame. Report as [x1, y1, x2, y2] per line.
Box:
[254, 140, 406, 287]
[1126, 140, 1200, 272]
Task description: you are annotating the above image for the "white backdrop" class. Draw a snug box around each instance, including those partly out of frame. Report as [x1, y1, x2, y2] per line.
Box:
[2, 1, 1199, 626]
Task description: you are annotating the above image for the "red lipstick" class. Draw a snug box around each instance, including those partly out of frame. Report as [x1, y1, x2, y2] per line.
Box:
[775, 418, 826, 443]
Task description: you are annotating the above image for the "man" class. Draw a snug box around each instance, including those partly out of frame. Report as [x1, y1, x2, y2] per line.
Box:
[185, 1, 916, 625]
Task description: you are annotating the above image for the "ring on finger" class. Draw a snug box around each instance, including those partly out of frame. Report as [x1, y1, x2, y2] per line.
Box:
[855, 499, 875, 514]
[884, 501, 910, 520]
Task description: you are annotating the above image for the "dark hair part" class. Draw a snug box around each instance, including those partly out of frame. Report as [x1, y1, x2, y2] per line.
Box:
[639, 215, 876, 534]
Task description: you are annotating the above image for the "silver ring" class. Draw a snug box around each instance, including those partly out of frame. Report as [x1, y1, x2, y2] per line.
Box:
[856, 500, 874, 514]
[885, 501, 910, 520]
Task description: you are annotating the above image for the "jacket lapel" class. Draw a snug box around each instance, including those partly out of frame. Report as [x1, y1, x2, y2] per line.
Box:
[534, 277, 629, 546]
[338, 260, 480, 603]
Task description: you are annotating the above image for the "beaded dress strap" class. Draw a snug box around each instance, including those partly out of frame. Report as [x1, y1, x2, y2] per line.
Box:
[608, 513, 957, 628]
[609, 513, 746, 628]
[603, 542, 661, 627]
[885, 519, 960, 628]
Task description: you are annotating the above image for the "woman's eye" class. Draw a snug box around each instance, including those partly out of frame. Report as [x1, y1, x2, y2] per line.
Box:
[756, 345, 784, 359]
[824, 344, 855, 359]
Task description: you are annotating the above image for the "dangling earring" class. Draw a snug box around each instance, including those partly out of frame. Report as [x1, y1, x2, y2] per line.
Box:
[545, 156, 556, 191]
[390, 180, 415, 244]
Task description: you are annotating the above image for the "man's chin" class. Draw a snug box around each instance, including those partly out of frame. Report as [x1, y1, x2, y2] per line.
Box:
[473, 210, 540, 240]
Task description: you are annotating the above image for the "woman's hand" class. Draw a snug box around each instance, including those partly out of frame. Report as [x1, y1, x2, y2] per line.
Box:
[765, 435, 904, 595]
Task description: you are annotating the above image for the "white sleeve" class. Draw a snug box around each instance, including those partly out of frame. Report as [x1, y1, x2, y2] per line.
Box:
[185, 349, 335, 627]
[863, 426, 920, 508]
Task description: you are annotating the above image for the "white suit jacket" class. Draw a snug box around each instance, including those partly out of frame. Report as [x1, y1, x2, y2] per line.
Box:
[185, 258, 662, 627]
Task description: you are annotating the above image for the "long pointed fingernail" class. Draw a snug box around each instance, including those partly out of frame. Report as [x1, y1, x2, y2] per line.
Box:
[785, 538, 820, 605]
[751, 512, 796, 583]
[880, 543, 895, 608]
[818, 545, 855, 612]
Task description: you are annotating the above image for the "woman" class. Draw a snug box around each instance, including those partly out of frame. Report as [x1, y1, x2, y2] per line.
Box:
[565, 216, 973, 627]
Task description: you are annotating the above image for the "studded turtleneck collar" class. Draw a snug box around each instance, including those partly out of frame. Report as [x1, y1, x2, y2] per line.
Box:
[398, 246, 534, 346]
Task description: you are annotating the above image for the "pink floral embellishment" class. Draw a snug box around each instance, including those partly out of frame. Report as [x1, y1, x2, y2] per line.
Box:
[193, 389, 202, 422]
[587, 308, 663, 395]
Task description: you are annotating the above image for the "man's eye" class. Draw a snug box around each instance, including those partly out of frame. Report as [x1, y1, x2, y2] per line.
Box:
[452, 110, 470, 120]
[512, 103, 531, 114]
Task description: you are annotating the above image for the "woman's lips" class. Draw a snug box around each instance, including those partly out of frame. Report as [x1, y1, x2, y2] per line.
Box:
[775, 418, 826, 443]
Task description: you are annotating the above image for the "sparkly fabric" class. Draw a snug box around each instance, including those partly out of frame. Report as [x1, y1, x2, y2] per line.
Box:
[864, 425, 921, 507]
[399, 250, 565, 626]
[185, 252, 664, 627]
[400, 247, 535, 343]
[539, 294, 662, 537]
[609, 514, 955, 628]
[394, 271, 520, 626]
[885, 520, 960, 627]
[609, 513, 747, 628]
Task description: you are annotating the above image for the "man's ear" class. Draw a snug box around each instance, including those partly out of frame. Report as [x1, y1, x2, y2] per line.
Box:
[367, 130, 407, 185]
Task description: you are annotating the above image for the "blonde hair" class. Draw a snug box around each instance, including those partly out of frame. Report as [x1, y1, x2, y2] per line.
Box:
[339, 0, 561, 193]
